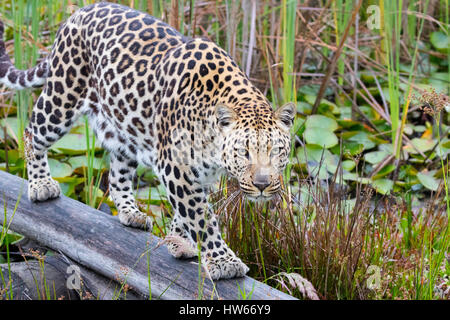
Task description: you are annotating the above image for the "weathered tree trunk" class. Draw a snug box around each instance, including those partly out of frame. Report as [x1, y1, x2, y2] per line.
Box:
[1, 240, 141, 300]
[1, 256, 79, 300]
[0, 170, 295, 300]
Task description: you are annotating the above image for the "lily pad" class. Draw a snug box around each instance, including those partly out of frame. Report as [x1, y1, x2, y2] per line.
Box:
[364, 150, 389, 165]
[0, 149, 21, 165]
[136, 185, 167, 202]
[297, 101, 312, 114]
[307, 162, 330, 180]
[298, 84, 321, 96]
[337, 119, 364, 131]
[417, 171, 440, 191]
[303, 128, 338, 149]
[372, 164, 396, 179]
[430, 31, 449, 53]
[0, 117, 20, 142]
[428, 72, 450, 92]
[303, 115, 339, 148]
[339, 141, 364, 157]
[305, 115, 338, 131]
[68, 155, 107, 171]
[342, 160, 356, 171]
[297, 144, 339, 174]
[58, 176, 85, 197]
[50, 133, 102, 155]
[404, 138, 436, 154]
[346, 131, 376, 150]
[48, 158, 74, 178]
[371, 178, 393, 195]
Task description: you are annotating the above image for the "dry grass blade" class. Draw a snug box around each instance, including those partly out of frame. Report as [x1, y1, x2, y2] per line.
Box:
[275, 272, 319, 300]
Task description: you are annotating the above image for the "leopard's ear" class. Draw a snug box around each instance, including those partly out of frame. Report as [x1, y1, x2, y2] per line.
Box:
[215, 104, 237, 130]
[274, 102, 296, 132]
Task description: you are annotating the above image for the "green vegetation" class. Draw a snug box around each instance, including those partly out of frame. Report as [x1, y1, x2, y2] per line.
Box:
[1, 0, 449, 300]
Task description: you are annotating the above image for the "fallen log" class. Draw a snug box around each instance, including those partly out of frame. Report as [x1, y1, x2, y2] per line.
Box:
[0, 170, 295, 300]
[1, 245, 141, 300]
[1, 256, 79, 300]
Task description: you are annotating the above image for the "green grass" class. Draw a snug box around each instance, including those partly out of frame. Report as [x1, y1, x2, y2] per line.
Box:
[281, 0, 297, 103]
[83, 116, 107, 209]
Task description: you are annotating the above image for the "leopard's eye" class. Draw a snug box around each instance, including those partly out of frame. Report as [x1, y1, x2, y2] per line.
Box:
[237, 148, 247, 157]
[271, 146, 281, 156]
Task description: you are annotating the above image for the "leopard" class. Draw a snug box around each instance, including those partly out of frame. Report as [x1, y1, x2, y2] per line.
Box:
[0, 2, 295, 280]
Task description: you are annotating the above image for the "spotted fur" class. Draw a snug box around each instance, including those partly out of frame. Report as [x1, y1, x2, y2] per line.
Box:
[0, 23, 49, 89]
[0, 2, 295, 280]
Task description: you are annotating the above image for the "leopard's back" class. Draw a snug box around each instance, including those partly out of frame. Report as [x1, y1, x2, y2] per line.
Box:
[46, 2, 187, 163]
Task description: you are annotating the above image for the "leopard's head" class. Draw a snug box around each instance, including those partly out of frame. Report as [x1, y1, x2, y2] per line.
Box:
[216, 102, 295, 200]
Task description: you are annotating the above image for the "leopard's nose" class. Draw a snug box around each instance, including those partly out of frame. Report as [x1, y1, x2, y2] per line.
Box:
[253, 170, 270, 192]
[253, 181, 270, 192]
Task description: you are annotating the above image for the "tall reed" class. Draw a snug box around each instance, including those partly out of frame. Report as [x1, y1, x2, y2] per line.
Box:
[281, 0, 297, 103]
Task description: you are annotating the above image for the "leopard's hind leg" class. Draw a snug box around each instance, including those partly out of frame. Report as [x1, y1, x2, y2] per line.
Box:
[26, 88, 89, 201]
[24, 124, 61, 202]
[26, 24, 90, 201]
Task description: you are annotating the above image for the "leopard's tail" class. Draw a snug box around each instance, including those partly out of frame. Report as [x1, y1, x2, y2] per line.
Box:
[0, 20, 49, 90]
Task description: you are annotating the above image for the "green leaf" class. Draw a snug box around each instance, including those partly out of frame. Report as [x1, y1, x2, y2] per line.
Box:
[48, 158, 74, 178]
[68, 156, 107, 170]
[364, 150, 389, 165]
[360, 71, 376, 84]
[1, 231, 24, 246]
[359, 106, 377, 120]
[303, 128, 339, 149]
[344, 175, 371, 184]
[428, 72, 449, 92]
[319, 99, 340, 114]
[58, 177, 85, 197]
[441, 140, 450, 149]
[298, 84, 321, 96]
[305, 115, 338, 131]
[368, 135, 390, 145]
[405, 138, 436, 154]
[436, 139, 450, 157]
[372, 179, 393, 195]
[50, 133, 101, 155]
[372, 164, 396, 179]
[303, 94, 316, 106]
[0, 149, 21, 164]
[296, 101, 312, 114]
[342, 160, 356, 171]
[135, 185, 167, 201]
[308, 163, 329, 180]
[413, 125, 426, 133]
[341, 142, 364, 157]
[0, 117, 20, 142]
[346, 131, 376, 150]
[297, 144, 339, 173]
[430, 31, 449, 53]
[337, 119, 364, 131]
[417, 171, 440, 191]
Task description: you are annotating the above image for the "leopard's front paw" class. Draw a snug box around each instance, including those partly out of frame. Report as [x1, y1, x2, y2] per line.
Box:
[118, 208, 152, 230]
[28, 178, 61, 202]
[165, 235, 197, 259]
[204, 254, 249, 280]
